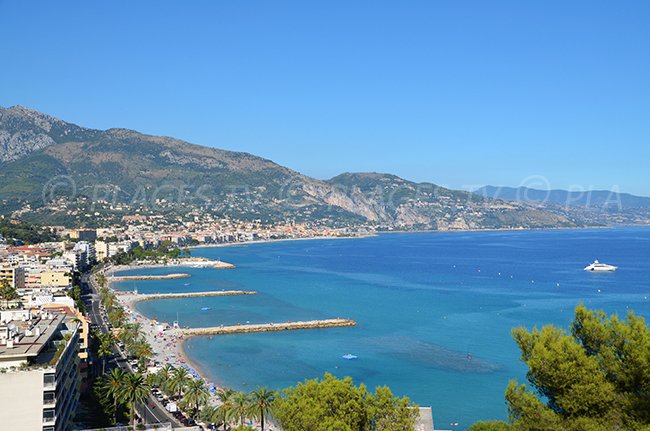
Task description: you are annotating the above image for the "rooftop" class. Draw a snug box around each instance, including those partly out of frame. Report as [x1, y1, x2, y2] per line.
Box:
[0, 311, 67, 363]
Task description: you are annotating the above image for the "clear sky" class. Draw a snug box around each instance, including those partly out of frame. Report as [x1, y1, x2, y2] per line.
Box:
[1, 1, 649, 195]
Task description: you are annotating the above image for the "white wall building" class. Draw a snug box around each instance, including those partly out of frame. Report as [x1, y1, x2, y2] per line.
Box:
[0, 309, 81, 431]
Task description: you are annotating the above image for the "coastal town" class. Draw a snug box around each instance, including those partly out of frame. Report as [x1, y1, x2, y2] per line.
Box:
[3, 1, 650, 430]
[0, 221, 428, 431]
[0, 221, 364, 431]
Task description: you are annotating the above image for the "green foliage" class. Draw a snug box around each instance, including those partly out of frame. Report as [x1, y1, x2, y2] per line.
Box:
[118, 373, 151, 426]
[182, 378, 210, 419]
[67, 284, 86, 313]
[468, 421, 512, 431]
[169, 366, 192, 398]
[249, 387, 276, 431]
[272, 373, 418, 431]
[94, 330, 114, 374]
[500, 305, 650, 431]
[95, 368, 129, 425]
[110, 244, 183, 265]
[0, 217, 56, 244]
[0, 278, 19, 308]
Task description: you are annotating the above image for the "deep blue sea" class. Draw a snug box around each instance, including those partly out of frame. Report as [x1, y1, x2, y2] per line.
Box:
[113, 228, 650, 429]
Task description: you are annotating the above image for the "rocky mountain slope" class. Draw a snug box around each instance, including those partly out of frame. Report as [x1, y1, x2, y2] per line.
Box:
[0, 105, 581, 229]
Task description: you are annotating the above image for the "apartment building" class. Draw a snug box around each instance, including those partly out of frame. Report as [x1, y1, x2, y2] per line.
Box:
[0, 309, 81, 431]
[0, 265, 26, 289]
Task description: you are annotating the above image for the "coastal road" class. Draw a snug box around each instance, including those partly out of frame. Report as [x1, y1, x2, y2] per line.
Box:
[83, 271, 182, 427]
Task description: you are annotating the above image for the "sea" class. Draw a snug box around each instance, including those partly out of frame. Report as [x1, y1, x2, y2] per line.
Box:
[112, 227, 650, 429]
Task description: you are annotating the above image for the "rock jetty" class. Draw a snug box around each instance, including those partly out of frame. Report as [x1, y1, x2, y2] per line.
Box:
[111, 273, 191, 281]
[134, 290, 256, 301]
[179, 318, 357, 336]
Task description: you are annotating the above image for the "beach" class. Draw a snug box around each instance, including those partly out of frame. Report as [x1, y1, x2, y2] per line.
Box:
[115, 290, 226, 402]
[117, 228, 650, 427]
[106, 258, 240, 402]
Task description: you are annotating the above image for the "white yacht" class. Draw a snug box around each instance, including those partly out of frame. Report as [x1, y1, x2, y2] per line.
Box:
[584, 260, 618, 272]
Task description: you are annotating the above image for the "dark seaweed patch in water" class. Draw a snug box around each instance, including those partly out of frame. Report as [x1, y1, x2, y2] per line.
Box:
[369, 336, 501, 374]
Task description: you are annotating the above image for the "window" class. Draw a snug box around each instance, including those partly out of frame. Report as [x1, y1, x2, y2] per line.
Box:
[43, 374, 55, 389]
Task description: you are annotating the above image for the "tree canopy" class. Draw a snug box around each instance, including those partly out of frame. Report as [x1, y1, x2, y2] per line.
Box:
[272, 373, 418, 431]
[472, 305, 650, 431]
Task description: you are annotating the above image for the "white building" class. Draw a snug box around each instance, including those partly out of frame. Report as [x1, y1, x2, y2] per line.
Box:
[0, 309, 81, 431]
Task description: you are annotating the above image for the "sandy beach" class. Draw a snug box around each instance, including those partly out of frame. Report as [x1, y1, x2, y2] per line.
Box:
[115, 290, 225, 402]
[106, 258, 239, 401]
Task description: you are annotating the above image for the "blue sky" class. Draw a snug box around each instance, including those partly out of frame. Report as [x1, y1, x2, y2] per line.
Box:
[1, 1, 649, 195]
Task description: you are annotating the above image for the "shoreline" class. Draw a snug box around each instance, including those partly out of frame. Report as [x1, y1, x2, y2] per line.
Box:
[187, 225, 642, 253]
[106, 258, 236, 276]
[109, 226, 646, 405]
[114, 289, 228, 399]
[188, 233, 376, 250]
[106, 259, 239, 399]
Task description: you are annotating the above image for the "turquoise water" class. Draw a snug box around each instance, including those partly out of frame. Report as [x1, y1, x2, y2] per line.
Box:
[113, 228, 650, 429]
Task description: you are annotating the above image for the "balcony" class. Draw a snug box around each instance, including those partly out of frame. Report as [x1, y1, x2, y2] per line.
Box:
[43, 374, 56, 389]
[43, 392, 56, 407]
[42, 411, 56, 425]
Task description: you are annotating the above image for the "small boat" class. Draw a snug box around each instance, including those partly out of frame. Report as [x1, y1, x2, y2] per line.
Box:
[584, 260, 618, 272]
[342, 353, 358, 360]
[201, 307, 211, 311]
[183, 283, 191, 286]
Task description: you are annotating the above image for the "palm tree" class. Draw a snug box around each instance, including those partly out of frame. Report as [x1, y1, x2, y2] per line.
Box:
[0, 279, 19, 309]
[249, 387, 276, 431]
[201, 404, 219, 426]
[232, 391, 251, 427]
[100, 287, 116, 310]
[156, 364, 175, 393]
[118, 322, 143, 347]
[183, 378, 210, 419]
[118, 372, 151, 426]
[96, 272, 107, 289]
[96, 367, 128, 424]
[169, 366, 191, 398]
[95, 330, 114, 374]
[215, 388, 236, 429]
[107, 305, 127, 328]
[130, 338, 153, 370]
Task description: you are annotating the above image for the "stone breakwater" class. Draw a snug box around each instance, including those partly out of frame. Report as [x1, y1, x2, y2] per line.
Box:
[129, 290, 257, 301]
[111, 273, 191, 281]
[180, 259, 236, 269]
[178, 318, 357, 336]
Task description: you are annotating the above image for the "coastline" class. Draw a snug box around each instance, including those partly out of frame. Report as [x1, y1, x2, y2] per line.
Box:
[188, 233, 376, 250]
[114, 289, 227, 399]
[108, 226, 645, 408]
[106, 258, 235, 276]
[187, 225, 631, 253]
[106, 258, 239, 399]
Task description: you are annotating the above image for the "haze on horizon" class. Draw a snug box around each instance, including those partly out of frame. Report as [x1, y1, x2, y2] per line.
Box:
[1, 1, 649, 195]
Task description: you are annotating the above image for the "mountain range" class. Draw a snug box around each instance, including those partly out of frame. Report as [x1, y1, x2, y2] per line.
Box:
[0, 105, 644, 230]
[475, 186, 650, 210]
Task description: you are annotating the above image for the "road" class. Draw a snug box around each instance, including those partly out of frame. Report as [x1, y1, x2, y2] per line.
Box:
[82, 270, 182, 427]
